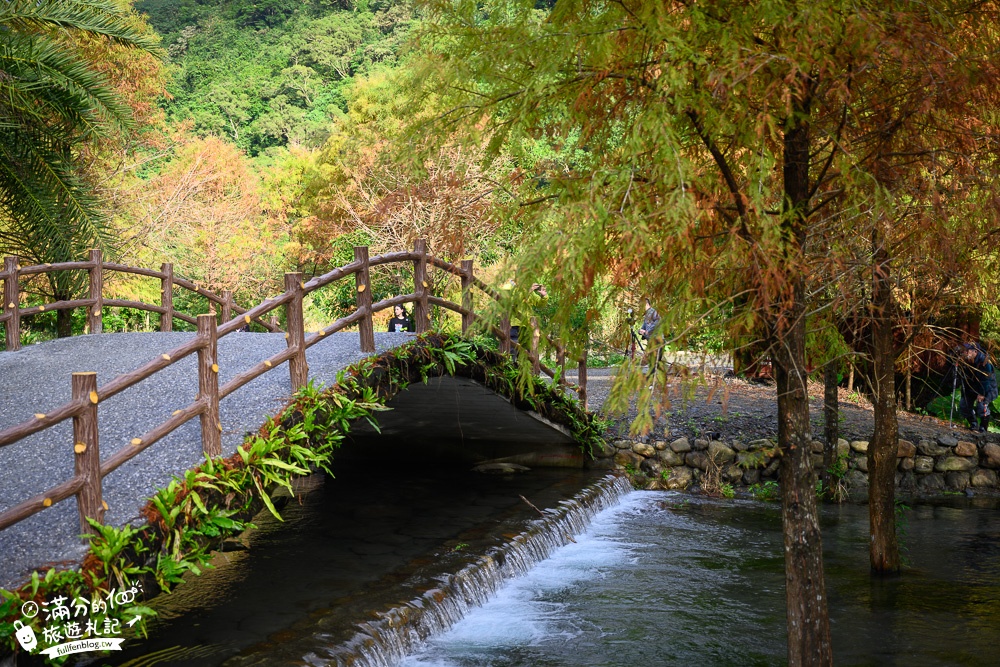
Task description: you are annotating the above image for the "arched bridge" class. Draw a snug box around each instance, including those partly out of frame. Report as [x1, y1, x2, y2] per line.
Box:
[0, 242, 591, 588]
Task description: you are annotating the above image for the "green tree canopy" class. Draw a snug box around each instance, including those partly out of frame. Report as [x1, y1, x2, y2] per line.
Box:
[404, 0, 1000, 662]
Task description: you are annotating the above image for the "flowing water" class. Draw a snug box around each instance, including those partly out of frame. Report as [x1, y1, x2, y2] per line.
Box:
[97, 464, 623, 667]
[95, 466, 1000, 667]
[401, 493, 1000, 667]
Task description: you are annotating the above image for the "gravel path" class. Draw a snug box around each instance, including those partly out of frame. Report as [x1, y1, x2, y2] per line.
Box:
[572, 364, 1000, 448]
[0, 331, 413, 589]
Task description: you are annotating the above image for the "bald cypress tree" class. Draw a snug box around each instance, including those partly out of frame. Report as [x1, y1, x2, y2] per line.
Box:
[406, 0, 1000, 661]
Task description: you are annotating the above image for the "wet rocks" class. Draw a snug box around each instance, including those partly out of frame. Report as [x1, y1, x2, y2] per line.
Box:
[614, 450, 644, 469]
[935, 456, 976, 473]
[897, 439, 916, 458]
[971, 469, 998, 487]
[669, 437, 692, 453]
[632, 442, 656, 458]
[664, 466, 694, 490]
[846, 469, 868, 492]
[722, 464, 743, 484]
[685, 450, 709, 471]
[937, 433, 959, 448]
[592, 441, 616, 459]
[954, 441, 977, 457]
[918, 440, 951, 457]
[707, 441, 736, 465]
[657, 450, 685, 467]
[604, 427, 999, 497]
[640, 458, 662, 476]
[982, 443, 1000, 469]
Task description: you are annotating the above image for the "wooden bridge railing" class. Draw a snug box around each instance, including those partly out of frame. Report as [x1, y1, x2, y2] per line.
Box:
[0, 248, 280, 351]
[0, 240, 587, 540]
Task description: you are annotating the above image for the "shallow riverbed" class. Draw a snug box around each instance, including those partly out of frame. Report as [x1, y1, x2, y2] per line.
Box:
[402, 492, 1000, 667]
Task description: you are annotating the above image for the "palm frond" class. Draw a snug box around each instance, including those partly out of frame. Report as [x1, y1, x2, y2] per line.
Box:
[0, 0, 162, 55]
[0, 0, 159, 267]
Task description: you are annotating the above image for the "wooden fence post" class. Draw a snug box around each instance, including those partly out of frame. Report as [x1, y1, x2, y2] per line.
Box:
[197, 314, 221, 457]
[3, 256, 20, 351]
[413, 238, 429, 333]
[87, 249, 103, 335]
[460, 259, 474, 334]
[222, 290, 233, 324]
[72, 372, 103, 534]
[160, 263, 174, 332]
[578, 352, 588, 411]
[499, 315, 511, 354]
[354, 247, 375, 352]
[284, 273, 308, 389]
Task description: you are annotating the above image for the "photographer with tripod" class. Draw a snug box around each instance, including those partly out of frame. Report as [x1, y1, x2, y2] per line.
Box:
[942, 342, 998, 432]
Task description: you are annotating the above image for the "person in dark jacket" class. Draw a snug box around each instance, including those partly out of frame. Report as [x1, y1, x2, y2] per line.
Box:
[387, 305, 414, 332]
[639, 298, 662, 367]
[944, 343, 998, 432]
[638, 298, 660, 341]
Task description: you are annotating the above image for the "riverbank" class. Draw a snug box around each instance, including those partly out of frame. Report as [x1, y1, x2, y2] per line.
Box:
[574, 366, 1000, 497]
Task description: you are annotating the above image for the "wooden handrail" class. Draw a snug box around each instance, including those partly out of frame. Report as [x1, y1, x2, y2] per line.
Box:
[0, 240, 588, 542]
[100, 399, 208, 478]
[102, 263, 167, 280]
[219, 346, 298, 400]
[18, 261, 96, 276]
[103, 299, 167, 314]
[0, 252, 280, 349]
[0, 476, 85, 532]
[20, 299, 96, 318]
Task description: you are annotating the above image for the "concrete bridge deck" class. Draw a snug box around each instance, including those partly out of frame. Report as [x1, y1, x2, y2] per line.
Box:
[0, 331, 414, 588]
[0, 331, 590, 590]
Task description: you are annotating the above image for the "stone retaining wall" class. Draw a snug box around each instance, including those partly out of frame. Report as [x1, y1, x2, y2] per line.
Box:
[587, 433, 1000, 495]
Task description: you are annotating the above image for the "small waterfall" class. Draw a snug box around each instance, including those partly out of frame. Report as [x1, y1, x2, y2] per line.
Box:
[306, 474, 634, 667]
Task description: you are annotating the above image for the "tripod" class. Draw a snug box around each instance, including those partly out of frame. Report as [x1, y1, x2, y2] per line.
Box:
[629, 328, 645, 360]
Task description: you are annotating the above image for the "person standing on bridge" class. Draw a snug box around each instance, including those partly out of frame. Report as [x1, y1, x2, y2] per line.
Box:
[501, 281, 547, 360]
[387, 305, 414, 332]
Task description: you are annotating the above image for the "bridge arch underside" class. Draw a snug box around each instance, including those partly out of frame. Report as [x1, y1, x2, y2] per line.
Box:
[342, 376, 584, 468]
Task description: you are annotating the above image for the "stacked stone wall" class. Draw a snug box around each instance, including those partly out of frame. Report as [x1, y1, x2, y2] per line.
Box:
[587, 433, 1000, 495]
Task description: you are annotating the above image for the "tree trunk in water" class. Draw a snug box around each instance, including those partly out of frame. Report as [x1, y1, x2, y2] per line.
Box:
[822, 361, 839, 497]
[774, 295, 832, 666]
[777, 108, 833, 666]
[868, 227, 901, 574]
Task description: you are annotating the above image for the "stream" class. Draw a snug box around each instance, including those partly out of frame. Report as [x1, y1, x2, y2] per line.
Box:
[93, 467, 1000, 667]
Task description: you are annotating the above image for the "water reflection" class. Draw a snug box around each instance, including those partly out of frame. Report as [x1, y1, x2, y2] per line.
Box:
[403, 493, 1000, 667]
[99, 464, 608, 666]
